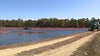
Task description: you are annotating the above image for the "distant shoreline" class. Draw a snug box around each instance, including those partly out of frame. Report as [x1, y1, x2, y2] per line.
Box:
[0, 27, 88, 30]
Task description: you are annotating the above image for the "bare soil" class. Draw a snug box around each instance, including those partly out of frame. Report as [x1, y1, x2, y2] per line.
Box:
[71, 32, 100, 56]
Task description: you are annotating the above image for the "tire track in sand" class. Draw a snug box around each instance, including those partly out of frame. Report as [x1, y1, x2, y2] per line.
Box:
[16, 32, 93, 56]
[34, 32, 98, 56]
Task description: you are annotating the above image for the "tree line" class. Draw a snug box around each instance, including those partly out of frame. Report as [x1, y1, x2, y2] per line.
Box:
[0, 17, 99, 28]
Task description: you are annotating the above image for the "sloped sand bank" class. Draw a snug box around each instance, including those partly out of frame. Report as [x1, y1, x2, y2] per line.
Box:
[0, 31, 98, 56]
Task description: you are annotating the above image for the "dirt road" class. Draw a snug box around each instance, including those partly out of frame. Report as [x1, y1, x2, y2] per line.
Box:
[0, 31, 98, 56]
[71, 32, 100, 56]
[35, 33, 95, 56]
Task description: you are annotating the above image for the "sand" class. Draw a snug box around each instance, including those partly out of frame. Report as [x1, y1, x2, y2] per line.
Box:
[0, 31, 97, 56]
[35, 32, 98, 56]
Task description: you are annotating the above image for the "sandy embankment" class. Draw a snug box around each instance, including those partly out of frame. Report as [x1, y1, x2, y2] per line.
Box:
[0, 31, 96, 56]
[35, 32, 97, 56]
[71, 32, 100, 56]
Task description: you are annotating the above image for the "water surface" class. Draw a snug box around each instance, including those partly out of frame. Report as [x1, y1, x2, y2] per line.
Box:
[0, 28, 88, 46]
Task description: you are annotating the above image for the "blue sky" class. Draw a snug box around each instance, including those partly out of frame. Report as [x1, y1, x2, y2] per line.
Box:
[0, 0, 100, 20]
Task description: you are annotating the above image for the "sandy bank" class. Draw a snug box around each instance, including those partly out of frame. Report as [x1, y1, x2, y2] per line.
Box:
[71, 31, 100, 56]
[0, 31, 94, 56]
[30, 32, 97, 56]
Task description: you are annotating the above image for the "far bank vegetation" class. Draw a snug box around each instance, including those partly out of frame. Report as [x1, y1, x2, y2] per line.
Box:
[0, 17, 99, 28]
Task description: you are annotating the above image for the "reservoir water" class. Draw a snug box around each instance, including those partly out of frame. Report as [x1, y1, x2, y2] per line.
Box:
[0, 28, 88, 46]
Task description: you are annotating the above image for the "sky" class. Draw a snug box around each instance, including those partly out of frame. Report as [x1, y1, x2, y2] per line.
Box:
[0, 0, 100, 20]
